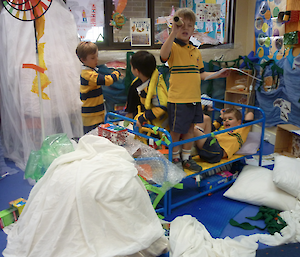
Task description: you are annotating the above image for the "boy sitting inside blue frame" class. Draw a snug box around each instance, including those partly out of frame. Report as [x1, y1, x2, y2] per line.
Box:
[194, 107, 254, 163]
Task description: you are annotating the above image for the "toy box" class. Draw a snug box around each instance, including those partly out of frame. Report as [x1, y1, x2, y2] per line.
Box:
[199, 171, 233, 192]
[0, 207, 19, 229]
[98, 124, 128, 146]
[9, 198, 27, 215]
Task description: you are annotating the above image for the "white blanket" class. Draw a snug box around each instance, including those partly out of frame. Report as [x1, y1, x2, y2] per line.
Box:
[169, 202, 300, 257]
[3, 135, 166, 257]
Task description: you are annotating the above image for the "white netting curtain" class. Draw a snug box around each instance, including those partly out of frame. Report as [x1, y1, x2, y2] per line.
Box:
[0, 0, 83, 171]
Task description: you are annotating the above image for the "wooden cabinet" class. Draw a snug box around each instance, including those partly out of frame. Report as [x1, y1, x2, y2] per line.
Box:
[224, 69, 255, 108]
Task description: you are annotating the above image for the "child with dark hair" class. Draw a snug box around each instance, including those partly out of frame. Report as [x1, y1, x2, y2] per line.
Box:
[130, 51, 168, 129]
[76, 41, 121, 134]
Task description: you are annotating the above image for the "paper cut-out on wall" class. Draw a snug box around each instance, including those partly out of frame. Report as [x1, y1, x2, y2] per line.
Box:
[156, 6, 175, 28]
[110, 0, 128, 30]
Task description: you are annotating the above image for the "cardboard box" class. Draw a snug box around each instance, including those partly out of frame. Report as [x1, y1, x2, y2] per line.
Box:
[9, 198, 27, 215]
[199, 171, 233, 192]
[0, 207, 19, 229]
[275, 124, 300, 157]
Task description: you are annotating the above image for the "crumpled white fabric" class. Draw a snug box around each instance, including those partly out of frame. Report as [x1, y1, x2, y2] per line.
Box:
[169, 215, 258, 257]
[3, 135, 166, 257]
[169, 201, 300, 257]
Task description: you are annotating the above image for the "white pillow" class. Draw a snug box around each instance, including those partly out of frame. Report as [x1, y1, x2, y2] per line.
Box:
[235, 132, 261, 155]
[273, 155, 300, 199]
[223, 165, 298, 211]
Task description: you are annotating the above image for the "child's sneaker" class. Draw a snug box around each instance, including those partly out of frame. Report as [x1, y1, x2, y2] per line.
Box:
[172, 158, 183, 170]
[183, 157, 202, 172]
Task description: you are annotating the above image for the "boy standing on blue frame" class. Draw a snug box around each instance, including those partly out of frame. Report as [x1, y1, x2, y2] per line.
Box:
[160, 8, 229, 171]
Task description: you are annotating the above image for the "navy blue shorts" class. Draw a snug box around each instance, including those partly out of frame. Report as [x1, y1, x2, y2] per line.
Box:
[196, 136, 224, 163]
[168, 102, 204, 134]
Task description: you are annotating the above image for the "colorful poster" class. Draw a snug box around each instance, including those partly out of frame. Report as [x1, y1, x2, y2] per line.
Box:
[66, 0, 104, 42]
[130, 18, 151, 46]
[195, 3, 221, 23]
[181, 0, 226, 44]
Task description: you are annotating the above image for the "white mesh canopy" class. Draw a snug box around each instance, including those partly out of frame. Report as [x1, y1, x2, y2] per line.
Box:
[0, 0, 83, 170]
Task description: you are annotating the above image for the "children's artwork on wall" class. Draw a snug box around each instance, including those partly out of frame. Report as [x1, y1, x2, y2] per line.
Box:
[109, 0, 128, 30]
[180, 0, 226, 44]
[130, 18, 151, 46]
[273, 98, 291, 122]
[66, 0, 104, 42]
[254, 0, 286, 58]
[155, 5, 175, 28]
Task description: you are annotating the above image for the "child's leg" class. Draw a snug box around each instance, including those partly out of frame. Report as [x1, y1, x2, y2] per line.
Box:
[195, 114, 212, 134]
[170, 131, 181, 159]
[170, 131, 183, 169]
[181, 124, 194, 160]
[181, 124, 202, 172]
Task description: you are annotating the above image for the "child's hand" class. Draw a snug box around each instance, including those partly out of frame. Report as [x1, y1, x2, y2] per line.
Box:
[217, 68, 231, 78]
[136, 120, 142, 128]
[220, 109, 225, 119]
[207, 105, 214, 112]
[171, 19, 182, 35]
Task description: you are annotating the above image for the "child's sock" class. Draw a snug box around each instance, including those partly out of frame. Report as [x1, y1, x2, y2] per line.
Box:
[172, 150, 181, 160]
[181, 149, 191, 161]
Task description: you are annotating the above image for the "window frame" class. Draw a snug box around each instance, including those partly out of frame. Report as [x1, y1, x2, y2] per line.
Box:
[96, 0, 235, 50]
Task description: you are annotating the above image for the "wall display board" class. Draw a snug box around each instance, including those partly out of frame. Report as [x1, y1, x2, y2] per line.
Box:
[180, 0, 227, 44]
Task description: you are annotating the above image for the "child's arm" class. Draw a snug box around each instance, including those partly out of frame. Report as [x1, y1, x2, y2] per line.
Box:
[137, 106, 167, 127]
[160, 21, 181, 61]
[88, 70, 121, 87]
[102, 70, 121, 86]
[244, 111, 254, 122]
[137, 78, 168, 127]
[210, 109, 225, 130]
[200, 69, 231, 80]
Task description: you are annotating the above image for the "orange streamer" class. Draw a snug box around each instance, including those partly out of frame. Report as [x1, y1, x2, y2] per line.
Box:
[22, 63, 45, 73]
[116, 0, 127, 14]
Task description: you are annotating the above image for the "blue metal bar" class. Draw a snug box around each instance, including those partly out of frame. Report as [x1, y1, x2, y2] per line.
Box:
[104, 97, 266, 216]
[167, 98, 266, 215]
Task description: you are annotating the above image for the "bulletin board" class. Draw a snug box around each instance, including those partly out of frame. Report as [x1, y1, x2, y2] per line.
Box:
[180, 0, 227, 43]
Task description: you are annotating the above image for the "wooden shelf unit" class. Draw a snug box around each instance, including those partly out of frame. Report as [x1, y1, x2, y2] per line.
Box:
[224, 69, 255, 108]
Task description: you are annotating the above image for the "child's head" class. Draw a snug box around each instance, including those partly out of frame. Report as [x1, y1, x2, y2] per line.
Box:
[76, 41, 98, 69]
[222, 108, 242, 129]
[130, 51, 156, 81]
[174, 8, 196, 44]
[174, 8, 196, 24]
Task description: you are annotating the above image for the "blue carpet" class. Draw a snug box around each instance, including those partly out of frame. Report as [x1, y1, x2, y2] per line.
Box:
[165, 180, 249, 238]
[0, 160, 33, 254]
[256, 242, 300, 257]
